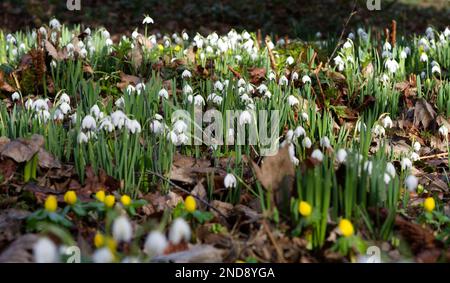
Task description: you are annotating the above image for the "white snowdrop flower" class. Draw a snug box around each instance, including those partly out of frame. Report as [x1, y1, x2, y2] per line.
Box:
[33, 238, 58, 263]
[33, 99, 49, 111]
[294, 126, 306, 138]
[154, 114, 163, 121]
[183, 84, 193, 95]
[336, 149, 347, 164]
[334, 55, 345, 71]
[432, 65, 441, 75]
[158, 88, 169, 99]
[177, 132, 189, 145]
[401, 157, 412, 170]
[400, 50, 408, 59]
[53, 109, 64, 121]
[11, 92, 21, 101]
[136, 83, 146, 95]
[90, 105, 101, 118]
[49, 18, 61, 30]
[142, 15, 154, 24]
[320, 136, 331, 148]
[301, 112, 309, 121]
[6, 34, 16, 44]
[187, 95, 193, 104]
[343, 40, 353, 49]
[70, 113, 77, 124]
[239, 110, 253, 125]
[288, 144, 299, 166]
[268, 72, 276, 81]
[59, 93, 70, 104]
[287, 95, 299, 107]
[105, 38, 113, 46]
[364, 161, 373, 175]
[84, 27, 91, 36]
[286, 56, 294, 65]
[66, 43, 74, 53]
[38, 26, 47, 36]
[384, 173, 392, 184]
[78, 132, 88, 144]
[372, 124, 386, 137]
[92, 248, 114, 263]
[266, 40, 275, 50]
[380, 74, 390, 84]
[257, 84, 268, 93]
[112, 215, 133, 242]
[302, 75, 311, 84]
[385, 162, 396, 177]
[348, 33, 355, 40]
[149, 120, 164, 134]
[420, 53, 428, 62]
[410, 152, 420, 162]
[291, 72, 299, 81]
[405, 175, 418, 192]
[385, 59, 399, 73]
[173, 120, 188, 134]
[264, 91, 272, 99]
[19, 43, 26, 52]
[193, 95, 205, 106]
[182, 70, 192, 79]
[82, 115, 96, 131]
[237, 78, 247, 88]
[302, 137, 312, 148]
[182, 32, 189, 41]
[100, 118, 114, 132]
[311, 149, 324, 162]
[37, 110, 51, 123]
[224, 173, 237, 189]
[316, 31, 322, 38]
[125, 119, 142, 134]
[413, 142, 421, 152]
[279, 76, 289, 86]
[126, 84, 136, 95]
[167, 131, 178, 144]
[285, 130, 294, 142]
[439, 125, 449, 137]
[169, 218, 191, 244]
[144, 231, 168, 256]
[382, 116, 393, 129]
[214, 81, 224, 92]
[115, 96, 125, 109]
[211, 95, 223, 105]
[383, 41, 392, 51]
[111, 110, 127, 129]
[234, 55, 242, 62]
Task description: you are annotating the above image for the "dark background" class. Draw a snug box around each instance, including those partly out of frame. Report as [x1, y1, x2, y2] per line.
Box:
[0, 0, 449, 38]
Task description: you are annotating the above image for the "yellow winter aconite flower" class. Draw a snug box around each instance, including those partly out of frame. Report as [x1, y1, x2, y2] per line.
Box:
[338, 218, 354, 237]
[158, 44, 164, 51]
[424, 197, 435, 212]
[104, 195, 115, 208]
[298, 201, 312, 217]
[64, 190, 77, 205]
[94, 232, 105, 248]
[184, 195, 196, 213]
[106, 237, 117, 252]
[45, 195, 58, 212]
[95, 190, 106, 202]
[120, 195, 132, 207]
[174, 45, 181, 52]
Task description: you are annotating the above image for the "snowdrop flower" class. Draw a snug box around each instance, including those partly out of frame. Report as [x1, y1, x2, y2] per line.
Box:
[136, 83, 146, 95]
[53, 109, 64, 121]
[112, 215, 133, 243]
[301, 112, 309, 121]
[59, 93, 70, 104]
[149, 120, 164, 134]
[343, 40, 353, 49]
[291, 72, 299, 81]
[169, 218, 191, 244]
[386, 162, 396, 177]
[401, 157, 412, 170]
[167, 131, 178, 144]
[268, 72, 276, 81]
[11, 92, 21, 101]
[33, 99, 49, 111]
[302, 137, 312, 148]
[173, 120, 188, 134]
[82, 115, 97, 131]
[410, 152, 420, 162]
[364, 161, 373, 175]
[384, 173, 392, 184]
[183, 84, 193, 94]
[158, 88, 169, 99]
[115, 96, 125, 109]
[37, 110, 51, 123]
[336, 149, 347, 164]
[177, 133, 189, 145]
[239, 110, 253, 125]
[405, 175, 418, 192]
[413, 141, 421, 152]
[33, 238, 58, 263]
[288, 144, 299, 166]
[302, 75, 311, 84]
[142, 15, 154, 24]
[286, 56, 294, 65]
[193, 95, 205, 106]
[224, 173, 237, 189]
[182, 32, 189, 41]
[285, 130, 294, 143]
[100, 118, 114, 132]
[380, 74, 390, 84]
[90, 105, 101, 118]
[279, 76, 289, 86]
[105, 38, 113, 46]
[432, 65, 441, 75]
[38, 26, 47, 36]
[420, 53, 428, 62]
[181, 70, 192, 79]
[356, 120, 366, 132]
[111, 110, 127, 129]
[383, 41, 392, 51]
[257, 84, 268, 93]
[287, 95, 299, 107]
[49, 18, 61, 30]
[334, 55, 345, 71]
[125, 119, 141, 134]
[400, 50, 408, 59]
[320, 136, 331, 148]
[311, 149, 324, 162]
[78, 132, 89, 144]
[214, 81, 224, 91]
[92, 248, 114, 263]
[264, 91, 272, 99]
[385, 58, 399, 73]
[144, 231, 168, 256]
[439, 125, 449, 137]
[294, 126, 306, 138]
[382, 116, 393, 129]
[372, 124, 386, 137]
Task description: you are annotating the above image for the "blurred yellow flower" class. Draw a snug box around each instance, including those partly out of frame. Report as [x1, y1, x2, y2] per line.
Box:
[45, 195, 58, 212]
[106, 237, 117, 252]
[424, 197, 435, 212]
[104, 195, 115, 208]
[338, 218, 354, 237]
[120, 195, 132, 207]
[94, 232, 105, 248]
[185, 195, 196, 213]
[174, 45, 181, 52]
[298, 201, 312, 217]
[95, 190, 106, 202]
[158, 44, 164, 51]
[64, 190, 77, 205]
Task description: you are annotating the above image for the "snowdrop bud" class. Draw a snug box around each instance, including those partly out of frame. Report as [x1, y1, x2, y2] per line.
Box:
[144, 231, 168, 256]
[302, 137, 312, 148]
[105, 38, 113, 46]
[405, 175, 418, 192]
[439, 125, 449, 137]
[112, 215, 133, 243]
[182, 32, 189, 41]
[401, 157, 412, 170]
[92, 248, 114, 263]
[224, 173, 237, 189]
[82, 115, 96, 131]
[336, 149, 347, 164]
[33, 237, 58, 263]
[169, 218, 191, 244]
[382, 116, 393, 129]
[311, 149, 324, 162]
